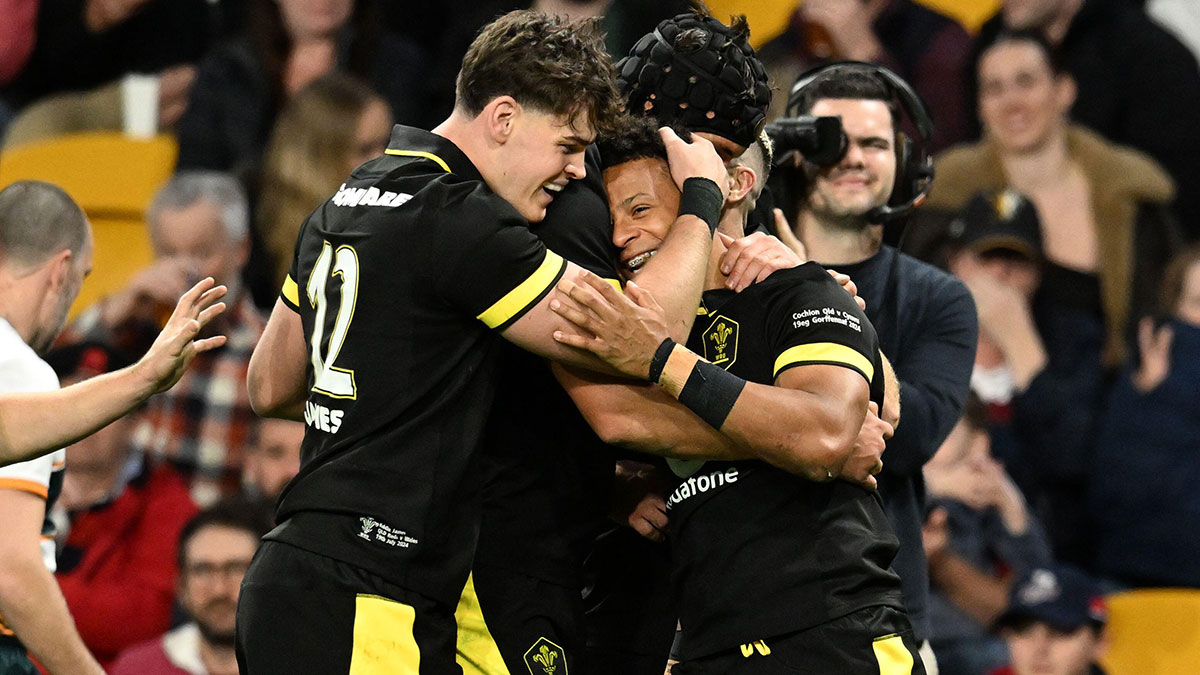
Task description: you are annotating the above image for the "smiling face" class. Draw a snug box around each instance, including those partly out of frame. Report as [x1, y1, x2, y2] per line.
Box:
[805, 98, 897, 223]
[978, 39, 1073, 155]
[604, 157, 681, 280]
[494, 107, 593, 223]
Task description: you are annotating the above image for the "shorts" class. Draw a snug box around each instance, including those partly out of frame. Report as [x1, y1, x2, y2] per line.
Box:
[673, 605, 926, 675]
[460, 564, 584, 675]
[236, 541, 461, 675]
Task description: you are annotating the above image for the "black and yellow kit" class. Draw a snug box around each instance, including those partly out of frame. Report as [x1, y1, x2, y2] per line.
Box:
[238, 125, 566, 672]
[669, 263, 918, 671]
[465, 146, 623, 674]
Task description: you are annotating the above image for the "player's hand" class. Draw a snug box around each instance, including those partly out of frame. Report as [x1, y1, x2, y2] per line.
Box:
[827, 269, 867, 311]
[612, 461, 669, 543]
[551, 270, 670, 380]
[660, 127, 730, 199]
[131, 278, 228, 396]
[838, 401, 891, 490]
[717, 231, 802, 292]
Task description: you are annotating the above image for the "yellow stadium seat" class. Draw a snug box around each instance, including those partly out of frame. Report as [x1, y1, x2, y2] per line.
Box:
[1101, 588, 1200, 675]
[0, 132, 176, 318]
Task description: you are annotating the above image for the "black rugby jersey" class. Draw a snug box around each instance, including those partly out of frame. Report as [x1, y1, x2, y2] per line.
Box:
[265, 125, 567, 605]
[473, 146, 621, 586]
[669, 262, 905, 659]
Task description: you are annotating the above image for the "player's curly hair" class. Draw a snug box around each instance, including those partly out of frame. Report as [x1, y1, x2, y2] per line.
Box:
[597, 115, 691, 171]
[457, 10, 622, 135]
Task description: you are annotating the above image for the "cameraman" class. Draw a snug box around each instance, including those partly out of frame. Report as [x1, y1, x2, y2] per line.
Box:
[775, 64, 977, 673]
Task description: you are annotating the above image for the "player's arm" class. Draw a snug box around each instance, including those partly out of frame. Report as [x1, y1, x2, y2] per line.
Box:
[247, 298, 307, 420]
[0, 279, 228, 467]
[0, 489, 105, 675]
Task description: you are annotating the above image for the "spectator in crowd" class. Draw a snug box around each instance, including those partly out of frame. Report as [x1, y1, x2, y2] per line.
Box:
[254, 74, 391, 292]
[46, 340, 198, 669]
[972, 0, 1200, 241]
[0, 181, 104, 675]
[241, 418, 302, 502]
[0, 0, 209, 111]
[781, 63, 978, 671]
[924, 397, 1053, 675]
[758, 0, 972, 152]
[923, 32, 1181, 561]
[175, 0, 426, 178]
[989, 565, 1109, 675]
[1088, 246, 1200, 589]
[110, 498, 273, 675]
[60, 172, 265, 504]
[0, 0, 36, 87]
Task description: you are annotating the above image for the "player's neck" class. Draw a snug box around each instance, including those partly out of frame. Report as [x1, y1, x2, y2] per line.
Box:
[798, 210, 882, 267]
[0, 267, 51, 348]
[707, 213, 745, 291]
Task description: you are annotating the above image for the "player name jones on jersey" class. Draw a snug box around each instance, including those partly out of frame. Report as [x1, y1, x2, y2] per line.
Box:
[304, 401, 344, 434]
[666, 467, 741, 511]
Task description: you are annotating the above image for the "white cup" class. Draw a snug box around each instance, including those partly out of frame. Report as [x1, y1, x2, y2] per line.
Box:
[121, 73, 160, 139]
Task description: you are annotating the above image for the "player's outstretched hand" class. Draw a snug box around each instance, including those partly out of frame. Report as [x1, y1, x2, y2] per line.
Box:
[660, 127, 729, 199]
[717, 231, 802, 292]
[838, 401, 891, 490]
[551, 270, 669, 380]
[132, 277, 228, 396]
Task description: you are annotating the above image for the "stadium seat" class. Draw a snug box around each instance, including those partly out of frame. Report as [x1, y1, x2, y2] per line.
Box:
[0, 132, 176, 318]
[1101, 588, 1200, 675]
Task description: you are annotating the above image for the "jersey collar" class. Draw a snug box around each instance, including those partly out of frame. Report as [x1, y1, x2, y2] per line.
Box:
[384, 125, 483, 182]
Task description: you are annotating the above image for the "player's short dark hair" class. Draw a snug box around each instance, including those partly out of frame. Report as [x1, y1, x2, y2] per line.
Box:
[790, 69, 900, 127]
[0, 181, 88, 268]
[597, 115, 673, 171]
[456, 10, 621, 135]
[177, 496, 274, 570]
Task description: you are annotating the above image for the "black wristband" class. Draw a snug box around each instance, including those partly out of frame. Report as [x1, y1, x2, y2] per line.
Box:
[678, 177, 723, 234]
[676, 360, 747, 430]
[647, 337, 676, 383]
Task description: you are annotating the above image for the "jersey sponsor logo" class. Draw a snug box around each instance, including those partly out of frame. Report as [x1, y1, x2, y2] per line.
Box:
[331, 183, 413, 208]
[524, 637, 567, 675]
[356, 516, 419, 548]
[665, 467, 740, 510]
[304, 401, 344, 434]
[702, 315, 739, 368]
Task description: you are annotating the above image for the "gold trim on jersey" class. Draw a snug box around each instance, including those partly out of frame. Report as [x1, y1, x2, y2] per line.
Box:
[0, 478, 48, 499]
[773, 342, 874, 381]
[282, 274, 300, 307]
[455, 573, 509, 674]
[384, 149, 452, 173]
[349, 594, 421, 673]
[872, 634, 915, 674]
[477, 250, 566, 329]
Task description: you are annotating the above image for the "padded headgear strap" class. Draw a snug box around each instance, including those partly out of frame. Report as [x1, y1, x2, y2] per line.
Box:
[616, 13, 771, 148]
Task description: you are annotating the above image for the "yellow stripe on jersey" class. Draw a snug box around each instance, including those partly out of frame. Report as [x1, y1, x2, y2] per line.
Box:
[282, 274, 299, 307]
[455, 573, 509, 675]
[605, 278, 623, 293]
[0, 478, 48, 499]
[773, 342, 875, 382]
[349, 594, 421, 674]
[384, 149, 451, 173]
[873, 634, 915, 674]
[477, 250, 567, 329]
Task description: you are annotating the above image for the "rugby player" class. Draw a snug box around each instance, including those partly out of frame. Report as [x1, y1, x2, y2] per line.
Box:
[239, 11, 730, 674]
[550, 118, 922, 673]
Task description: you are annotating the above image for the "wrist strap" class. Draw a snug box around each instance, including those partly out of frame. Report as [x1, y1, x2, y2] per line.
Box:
[648, 337, 676, 383]
[678, 177, 723, 234]
[676, 360, 746, 430]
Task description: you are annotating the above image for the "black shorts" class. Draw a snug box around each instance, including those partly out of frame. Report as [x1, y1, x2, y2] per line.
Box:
[462, 564, 583, 675]
[673, 605, 926, 675]
[236, 541, 461, 675]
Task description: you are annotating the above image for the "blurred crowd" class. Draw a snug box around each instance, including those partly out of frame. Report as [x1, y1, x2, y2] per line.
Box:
[0, 0, 1197, 674]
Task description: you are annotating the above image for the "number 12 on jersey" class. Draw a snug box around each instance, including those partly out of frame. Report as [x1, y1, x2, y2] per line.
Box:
[306, 241, 359, 399]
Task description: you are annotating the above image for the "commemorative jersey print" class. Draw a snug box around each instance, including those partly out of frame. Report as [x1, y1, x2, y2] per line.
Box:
[670, 263, 902, 660]
[265, 125, 567, 606]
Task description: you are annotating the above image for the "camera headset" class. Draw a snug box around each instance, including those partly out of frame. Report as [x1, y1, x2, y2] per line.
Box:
[782, 61, 935, 224]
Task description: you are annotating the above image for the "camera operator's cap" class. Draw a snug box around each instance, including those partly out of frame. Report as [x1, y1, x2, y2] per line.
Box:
[616, 12, 771, 149]
[995, 565, 1108, 633]
[947, 190, 1043, 260]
